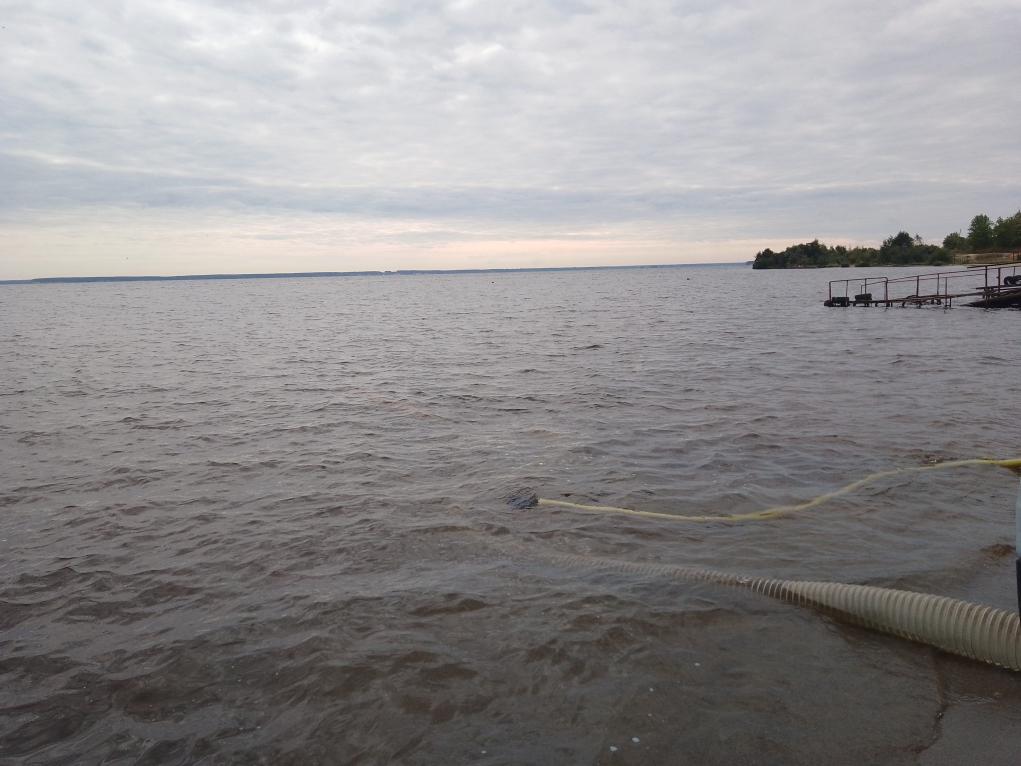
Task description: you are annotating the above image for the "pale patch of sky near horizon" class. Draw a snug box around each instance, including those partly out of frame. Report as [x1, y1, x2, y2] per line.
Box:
[1, 0, 1020, 278]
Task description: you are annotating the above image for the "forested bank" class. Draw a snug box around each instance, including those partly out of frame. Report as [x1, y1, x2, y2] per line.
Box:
[752, 211, 1021, 269]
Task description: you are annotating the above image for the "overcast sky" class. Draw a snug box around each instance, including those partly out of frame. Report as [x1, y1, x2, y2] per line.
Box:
[2, 0, 1020, 278]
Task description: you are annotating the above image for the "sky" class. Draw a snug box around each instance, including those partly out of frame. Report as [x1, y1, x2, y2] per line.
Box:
[2, 0, 1020, 279]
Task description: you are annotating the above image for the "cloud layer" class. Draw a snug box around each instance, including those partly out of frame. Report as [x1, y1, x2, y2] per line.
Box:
[2, 0, 1020, 277]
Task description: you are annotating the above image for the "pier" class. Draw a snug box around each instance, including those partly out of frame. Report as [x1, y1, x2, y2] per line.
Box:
[824, 262, 1021, 309]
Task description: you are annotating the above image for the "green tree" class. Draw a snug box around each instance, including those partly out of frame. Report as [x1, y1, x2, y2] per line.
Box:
[993, 211, 1021, 250]
[942, 232, 968, 251]
[751, 248, 777, 269]
[880, 231, 915, 264]
[968, 214, 994, 251]
[883, 231, 915, 250]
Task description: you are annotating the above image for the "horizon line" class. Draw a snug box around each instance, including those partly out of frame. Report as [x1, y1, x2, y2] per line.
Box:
[0, 261, 748, 286]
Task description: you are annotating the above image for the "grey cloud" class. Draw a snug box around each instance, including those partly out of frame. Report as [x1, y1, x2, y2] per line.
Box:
[6, 149, 1016, 243]
[1, 0, 1020, 275]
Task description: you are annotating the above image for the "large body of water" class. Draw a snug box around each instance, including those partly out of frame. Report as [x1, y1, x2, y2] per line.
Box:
[2, 265, 1020, 765]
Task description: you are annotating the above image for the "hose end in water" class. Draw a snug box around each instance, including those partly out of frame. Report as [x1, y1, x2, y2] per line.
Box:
[998, 458, 1021, 476]
[505, 489, 539, 510]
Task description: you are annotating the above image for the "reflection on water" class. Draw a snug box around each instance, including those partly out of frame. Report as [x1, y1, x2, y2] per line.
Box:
[2, 266, 1019, 764]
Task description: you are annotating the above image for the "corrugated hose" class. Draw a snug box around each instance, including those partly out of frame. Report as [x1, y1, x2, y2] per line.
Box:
[508, 457, 1021, 670]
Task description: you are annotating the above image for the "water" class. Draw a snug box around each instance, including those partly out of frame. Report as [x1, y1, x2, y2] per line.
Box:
[2, 265, 1019, 765]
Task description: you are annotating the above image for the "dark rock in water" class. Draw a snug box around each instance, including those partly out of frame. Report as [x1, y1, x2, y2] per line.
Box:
[505, 489, 538, 510]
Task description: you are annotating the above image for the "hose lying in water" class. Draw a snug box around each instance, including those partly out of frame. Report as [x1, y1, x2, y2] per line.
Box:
[519, 544, 1021, 671]
[535, 457, 1021, 522]
[508, 457, 1021, 670]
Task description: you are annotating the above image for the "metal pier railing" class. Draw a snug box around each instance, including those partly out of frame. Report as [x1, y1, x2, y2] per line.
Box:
[824, 262, 1021, 309]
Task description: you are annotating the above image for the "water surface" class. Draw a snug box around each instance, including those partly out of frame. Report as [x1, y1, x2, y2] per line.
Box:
[2, 265, 1020, 764]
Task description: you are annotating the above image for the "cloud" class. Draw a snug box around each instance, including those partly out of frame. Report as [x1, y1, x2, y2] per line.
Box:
[1, 0, 1019, 276]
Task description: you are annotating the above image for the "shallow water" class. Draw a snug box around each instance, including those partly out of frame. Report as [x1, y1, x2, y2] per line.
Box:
[2, 265, 1020, 765]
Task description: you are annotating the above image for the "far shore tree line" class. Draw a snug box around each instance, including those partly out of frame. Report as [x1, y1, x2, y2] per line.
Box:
[752, 210, 1021, 269]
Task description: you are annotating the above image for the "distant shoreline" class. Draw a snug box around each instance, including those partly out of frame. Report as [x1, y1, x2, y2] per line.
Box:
[0, 262, 742, 286]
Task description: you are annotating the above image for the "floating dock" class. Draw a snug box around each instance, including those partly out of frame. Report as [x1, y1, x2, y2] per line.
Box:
[824, 262, 1021, 309]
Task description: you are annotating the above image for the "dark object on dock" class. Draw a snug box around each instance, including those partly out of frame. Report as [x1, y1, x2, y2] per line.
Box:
[967, 287, 1021, 308]
[823, 296, 850, 307]
[824, 262, 1021, 310]
[853, 292, 873, 305]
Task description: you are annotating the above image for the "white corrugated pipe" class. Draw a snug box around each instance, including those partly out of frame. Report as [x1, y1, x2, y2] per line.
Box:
[508, 545, 1021, 671]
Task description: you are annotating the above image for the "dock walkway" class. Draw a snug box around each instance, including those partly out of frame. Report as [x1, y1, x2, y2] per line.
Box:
[825, 263, 1021, 309]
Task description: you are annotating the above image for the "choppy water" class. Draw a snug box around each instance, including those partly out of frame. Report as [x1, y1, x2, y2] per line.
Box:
[2, 265, 1020, 765]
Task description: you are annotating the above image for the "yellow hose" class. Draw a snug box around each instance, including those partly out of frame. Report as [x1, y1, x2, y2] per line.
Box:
[537, 457, 1021, 522]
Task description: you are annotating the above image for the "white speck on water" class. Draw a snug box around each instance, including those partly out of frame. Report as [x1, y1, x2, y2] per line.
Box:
[609, 746, 618, 752]
[632, 737, 641, 744]
[648, 687, 654, 692]
[694, 662, 701, 667]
